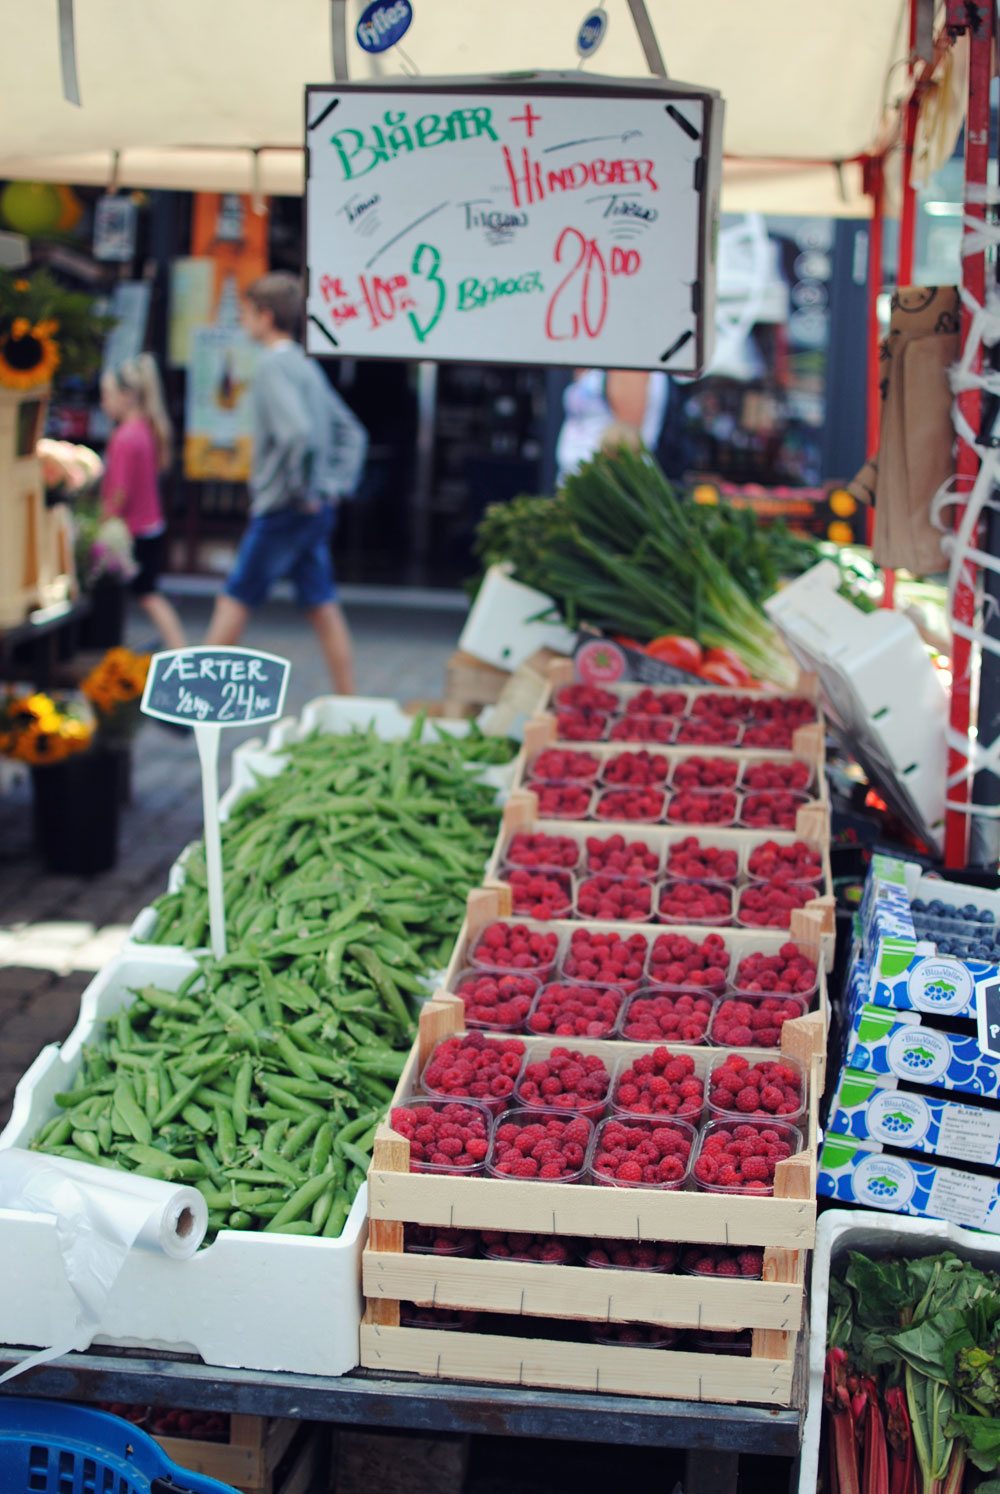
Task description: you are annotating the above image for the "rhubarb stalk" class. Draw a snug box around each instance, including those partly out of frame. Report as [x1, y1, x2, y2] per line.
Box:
[862, 1378, 889, 1494]
[886, 1387, 917, 1494]
[825, 1347, 861, 1494]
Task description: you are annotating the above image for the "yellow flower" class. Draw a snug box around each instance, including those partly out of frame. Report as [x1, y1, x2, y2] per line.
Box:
[0, 323, 60, 390]
[13, 279, 28, 292]
[10, 317, 29, 339]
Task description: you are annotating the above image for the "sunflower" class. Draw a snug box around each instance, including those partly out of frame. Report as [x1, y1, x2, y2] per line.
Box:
[0, 318, 60, 390]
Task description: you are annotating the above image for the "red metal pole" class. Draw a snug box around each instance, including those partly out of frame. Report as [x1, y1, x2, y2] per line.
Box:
[864, 155, 884, 557]
[898, 0, 920, 287]
[944, 0, 993, 868]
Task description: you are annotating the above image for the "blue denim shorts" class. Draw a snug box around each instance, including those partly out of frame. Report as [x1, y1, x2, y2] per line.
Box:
[225, 505, 337, 610]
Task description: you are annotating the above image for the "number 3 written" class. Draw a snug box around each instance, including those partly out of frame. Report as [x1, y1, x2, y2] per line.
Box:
[408, 242, 446, 344]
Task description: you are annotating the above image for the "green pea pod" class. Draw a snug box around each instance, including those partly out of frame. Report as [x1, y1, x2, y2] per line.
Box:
[322, 1193, 352, 1238]
[264, 1173, 335, 1232]
[232, 1058, 252, 1137]
[228, 1210, 253, 1230]
[113, 1081, 152, 1146]
[336, 1138, 372, 1175]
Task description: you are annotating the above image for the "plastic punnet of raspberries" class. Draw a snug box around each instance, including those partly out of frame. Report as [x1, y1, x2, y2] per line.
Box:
[506, 831, 580, 872]
[746, 839, 822, 884]
[691, 692, 755, 721]
[675, 718, 742, 747]
[691, 1118, 799, 1193]
[739, 790, 809, 830]
[740, 759, 812, 793]
[665, 836, 739, 884]
[748, 695, 817, 728]
[671, 755, 739, 790]
[682, 1244, 764, 1278]
[620, 988, 713, 1044]
[555, 684, 620, 713]
[501, 866, 573, 919]
[708, 1052, 804, 1119]
[530, 747, 602, 782]
[453, 969, 539, 1030]
[624, 688, 687, 718]
[479, 1229, 576, 1264]
[590, 1116, 694, 1188]
[601, 749, 670, 787]
[585, 833, 660, 878]
[404, 1224, 478, 1256]
[733, 944, 818, 996]
[591, 1322, 683, 1347]
[400, 1303, 480, 1330]
[612, 1046, 704, 1120]
[608, 715, 677, 744]
[738, 879, 815, 928]
[595, 786, 666, 822]
[710, 994, 808, 1048]
[666, 788, 739, 826]
[576, 874, 653, 922]
[647, 931, 730, 990]
[584, 1238, 679, 1272]
[528, 981, 625, 1038]
[471, 922, 559, 972]
[555, 708, 608, 742]
[489, 1110, 594, 1180]
[559, 928, 649, 993]
[421, 1032, 527, 1113]
[740, 722, 795, 749]
[390, 1100, 493, 1173]
[528, 780, 594, 819]
[658, 878, 733, 925]
[515, 1045, 611, 1116]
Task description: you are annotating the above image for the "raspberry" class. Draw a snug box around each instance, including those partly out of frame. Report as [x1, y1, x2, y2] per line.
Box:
[489, 1110, 593, 1179]
[472, 922, 558, 972]
[592, 1116, 693, 1187]
[595, 786, 666, 822]
[672, 755, 739, 790]
[391, 1101, 491, 1173]
[515, 1046, 611, 1116]
[742, 1155, 770, 1182]
[624, 688, 687, 718]
[556, 684, 619, 712]
[740, 791, 810, 831]
[555, 707, 609, 741]
[530, 748, 601, 783]
[666, 789, 739, 826]
[506, 832, 580, 871]
[422, 1032, 527, 1112]
[585, 833, 660, 878]
[601, 749, 670, 787]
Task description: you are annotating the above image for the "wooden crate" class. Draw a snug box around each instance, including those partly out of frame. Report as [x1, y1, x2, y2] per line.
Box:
[154, 1414, 328, 1494]
[445, 650, 511, 708]
[361, 997, 819, 1406]
[0, 385, 58, 628]
[538, 656, 823, 714]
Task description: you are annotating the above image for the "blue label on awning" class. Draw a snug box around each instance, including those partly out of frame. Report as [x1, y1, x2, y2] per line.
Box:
[356, 0, 413, 54]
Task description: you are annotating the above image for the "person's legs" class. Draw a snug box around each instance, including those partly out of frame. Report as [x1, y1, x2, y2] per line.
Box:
[205, 511, 297, 646]
[139, 592, 186, 649]
[306, 601, 355, 694]
[205, 593, 251, 645]
[130, 534, 186, 650]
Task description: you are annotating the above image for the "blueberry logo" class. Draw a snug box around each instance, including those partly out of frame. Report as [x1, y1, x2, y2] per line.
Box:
[356, 0, 412, 54]
[907, 958, 974, 1016]
[853, 1154, 917, 1211]
[886, 1027, 952, 1084]
[867, 1090, 931, 1146]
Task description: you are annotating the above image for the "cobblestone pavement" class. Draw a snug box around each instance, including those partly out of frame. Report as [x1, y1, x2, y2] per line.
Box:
[0, 592, 464, 1128]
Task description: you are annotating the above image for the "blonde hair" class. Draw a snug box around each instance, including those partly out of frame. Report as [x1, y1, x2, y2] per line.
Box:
[113, 353, 173, 472]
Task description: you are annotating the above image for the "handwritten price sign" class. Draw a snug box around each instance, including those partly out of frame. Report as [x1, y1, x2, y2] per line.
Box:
[304, 79, 722, 375]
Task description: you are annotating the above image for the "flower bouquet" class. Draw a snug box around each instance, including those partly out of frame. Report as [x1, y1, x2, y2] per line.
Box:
[74, 505, 138, 587]
[0, 689, 93, 765]
[80, 647, 150, 742]
[0, 268, 110, 391]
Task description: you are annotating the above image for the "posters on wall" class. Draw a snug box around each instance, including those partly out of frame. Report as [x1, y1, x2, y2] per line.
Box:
[184, 325, 259, 483]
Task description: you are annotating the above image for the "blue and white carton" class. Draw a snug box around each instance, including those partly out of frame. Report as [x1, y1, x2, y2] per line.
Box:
[817, 1133, 1000, 1233]
[827, 1068, 1000, 1168]
[844, 1004, 1000, 1098]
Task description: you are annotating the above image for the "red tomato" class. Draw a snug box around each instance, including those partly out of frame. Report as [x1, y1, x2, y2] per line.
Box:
[645, 635, 703, 671]
[701, 647, 755, 685]
[698, 660, 748, 686]
[613, 635, 644, 650]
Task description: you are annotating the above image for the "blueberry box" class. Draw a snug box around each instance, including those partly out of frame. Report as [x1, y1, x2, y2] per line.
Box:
[843, 1003, 1000, 1098]
[827, 1068, 1000, 1168]
[817, 1133, 1000, 1234]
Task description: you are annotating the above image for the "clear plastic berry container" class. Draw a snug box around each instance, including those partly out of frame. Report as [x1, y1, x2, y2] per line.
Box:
[706, 1052, 807, 1126]
[736, 880, 818, 929]
[400, 1303, 481, 1331]
[738, 757, 815, 795]
[554, 708, 610, 742]
[589, 1115, 696, 1191]
[589, 1322, 685, 1349]
[610, 1051, 705, 1123]
[606, 715, 679, 745]
[575, 874, 655, 922]
[598, 749, 671, 789]
[514, 1042, 612, 1119]
[499, 865, 574, 920]
[738, 790, 810, 831]
[669, 755, 740, 791]
[468, 921, 560, 975]
[730, 944, 819, 1000]
[593, 786, 667, 822]
[690, 692, 756, 720]
[665, 788, 740, 827]
[504, 830, 582, 874]
[623, 688, 688, 718]
[526, 980, 627, 1038]
[745, 839, 824, 886]
[681, 1243, 764, 1280]
[663, 836, 740, 886]
[708, 992, 810, 1049]
[646, 932, 732, 993]
[404, 1224, 478, 1257]
[674, 718, 744, 748]
[449, 968, 540, 1033]
[527, 780, 596, 820]
[389, 1097, 494, 1175]
[747, 695, 817, 727]
[690, 1329, 753, 1356]
[478, 1229, 577, 1265]
[554, 684, 621, 713]
[690, 1116, 804, 1195]
[420, 1032, 526, 1116]
[583, 832, 661, 881]
[527, 747, 602, 783]
[487, 1107, 595, 1183]
[657, 878, 735, 926]
[582, 1238, 681, 1272]
[618, 986, 714, 1045]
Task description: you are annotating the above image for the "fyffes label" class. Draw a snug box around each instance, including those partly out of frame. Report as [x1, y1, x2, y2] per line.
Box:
[885, 1026, 952, 1084]
[866, 1089, 931, 1147]
[907, 958, 974, 1016]
[577, 7, 608, 57]
[852, 1153, 917, 1211]
[356, 0, 412, 53]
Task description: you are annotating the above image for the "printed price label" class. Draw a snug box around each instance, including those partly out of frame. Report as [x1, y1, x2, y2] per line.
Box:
[927, 1167, 999, 1231]
[140, 647, 290, 728]
[937, 1103, 1000, 1168]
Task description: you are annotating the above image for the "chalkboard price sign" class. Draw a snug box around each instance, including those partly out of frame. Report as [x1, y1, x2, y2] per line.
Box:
[304, 75, 723, 375]
[978, 978, 1000, 1060]
[140, 647, 291, 728]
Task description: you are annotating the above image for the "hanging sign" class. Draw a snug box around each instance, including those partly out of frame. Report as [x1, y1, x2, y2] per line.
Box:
[93, 196, 137, 263]
[141, 647, 291, 959]
[576, 8, 608, 59]
[356, 0, 413, 54]
[304, 76, 723, 375]
[977, 978, 1000, 1060]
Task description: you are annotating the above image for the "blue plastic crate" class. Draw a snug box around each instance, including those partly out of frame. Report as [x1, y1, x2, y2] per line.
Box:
[0, 1397, 240, 1494]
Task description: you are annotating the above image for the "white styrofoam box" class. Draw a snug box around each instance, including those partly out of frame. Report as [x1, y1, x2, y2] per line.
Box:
[800, 1208, 1000, 1494]
[0, 948, 364, 1377]
[458, 564, 576, 671]
[765, 561, 947, 853]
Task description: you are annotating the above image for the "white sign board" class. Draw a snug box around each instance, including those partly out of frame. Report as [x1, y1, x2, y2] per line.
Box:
[304, 76, 722, 375]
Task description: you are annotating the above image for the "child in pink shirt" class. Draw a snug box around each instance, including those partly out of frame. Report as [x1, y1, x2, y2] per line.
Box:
[100, 354, 185, 649]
